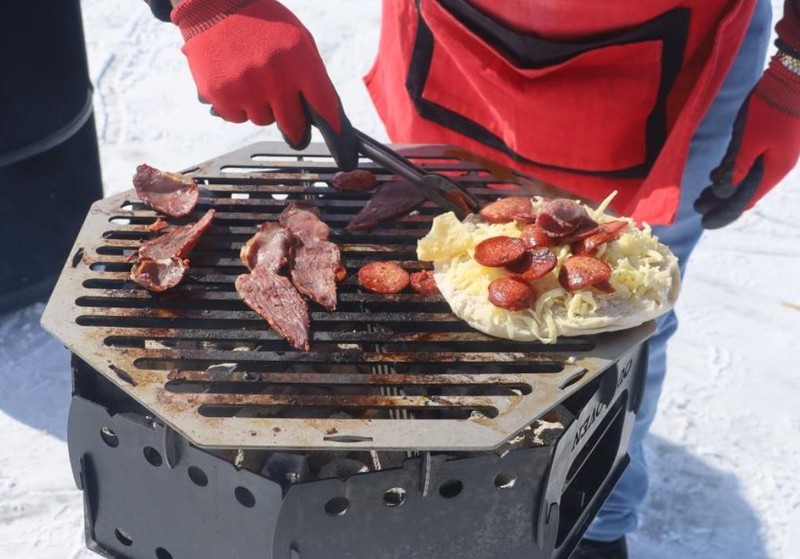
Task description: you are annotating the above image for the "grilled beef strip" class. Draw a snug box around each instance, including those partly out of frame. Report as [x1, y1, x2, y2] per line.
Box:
[346, 181, 427, 231]
[279, 203, 341, 312]
[137, 209, 216, 261]
[235, 266, 311, 351]
[240, 222, 291, 272]
[130, 209, 215, 291]
[133, 163, 199, 217]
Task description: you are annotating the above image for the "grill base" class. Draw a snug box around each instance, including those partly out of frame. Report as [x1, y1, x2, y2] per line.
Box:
[68, 340, 646, 559]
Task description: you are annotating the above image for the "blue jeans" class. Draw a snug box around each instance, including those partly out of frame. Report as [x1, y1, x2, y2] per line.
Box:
[585, 0, 773, 541]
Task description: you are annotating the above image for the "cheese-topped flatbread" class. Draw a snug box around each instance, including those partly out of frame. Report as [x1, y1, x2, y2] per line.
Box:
[417, 195, 680, 343]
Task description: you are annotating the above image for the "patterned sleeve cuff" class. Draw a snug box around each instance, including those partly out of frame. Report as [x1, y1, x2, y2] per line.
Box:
[755, 56, 800, 119]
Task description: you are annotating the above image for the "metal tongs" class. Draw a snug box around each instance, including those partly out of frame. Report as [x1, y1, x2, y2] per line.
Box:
[354, 129, 481, 219]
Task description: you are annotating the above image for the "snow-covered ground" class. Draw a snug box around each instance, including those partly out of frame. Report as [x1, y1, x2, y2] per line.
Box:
[1, 1, 798, 557]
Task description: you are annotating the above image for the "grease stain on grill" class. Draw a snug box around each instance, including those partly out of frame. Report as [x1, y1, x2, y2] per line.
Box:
[109, 364, 137, 386]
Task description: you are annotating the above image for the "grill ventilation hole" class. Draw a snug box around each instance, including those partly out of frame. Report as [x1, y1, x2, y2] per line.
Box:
[494, 472, 518, 489]
[383, 487, 407, 507]
[143, 447, 163, 467]
[100, 427, 119, 448]
[188, 466, 209, 487]
[235, 486, 256, 508]
[439, 479, 463, 499]
[114, 528, 133, 546]
[155, 548, 173, 559]
[324, 497, 350, 516]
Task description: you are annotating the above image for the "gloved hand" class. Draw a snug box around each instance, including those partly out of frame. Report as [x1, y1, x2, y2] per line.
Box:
[695, 55, 800, 229]
[171, 0, 359, 170]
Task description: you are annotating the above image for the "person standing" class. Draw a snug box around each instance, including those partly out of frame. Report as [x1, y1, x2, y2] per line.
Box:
[144, 1, 799, 557]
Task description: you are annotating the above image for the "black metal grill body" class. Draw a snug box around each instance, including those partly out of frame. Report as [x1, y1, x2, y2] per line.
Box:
[68, 341, 646, 559]
[43, 142, 654, 559]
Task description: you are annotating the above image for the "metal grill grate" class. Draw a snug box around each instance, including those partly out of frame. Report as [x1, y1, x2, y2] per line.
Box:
[43, 142, 652, 451]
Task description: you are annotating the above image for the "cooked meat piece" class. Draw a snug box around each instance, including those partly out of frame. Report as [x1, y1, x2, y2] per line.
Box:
[358, 262, 410, 294]
[346, 181, 427, 231]
[291, 240, 340, 312]
[130, 257, 189, 292]
[488, 277, 537, 311]
[137, 209, 215, 261]
[279, 202, 330, 245]
[570, 221, 628, 255]
[236, 266, 311, 351]
[558, 255, 612, 291]
[537, 199, 589, 238]
[133, 163, 199, 217]
[473, 236, 527, 267]
[278, 202, 341, 311]
[410, 270, 440, 296]
[479, 196, 534, 224]
[331, 169, 378, 192]
[147, 219, 169, 233]
[240, 222, 291, 272]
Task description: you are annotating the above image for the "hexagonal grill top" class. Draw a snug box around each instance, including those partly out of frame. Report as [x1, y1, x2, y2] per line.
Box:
[42, 142, 652, 451]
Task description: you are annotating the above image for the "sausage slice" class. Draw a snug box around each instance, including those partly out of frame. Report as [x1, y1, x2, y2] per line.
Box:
[558, 256, 612, 291]
[479, 197, 534, 224]
[505, 248, 558, 281]
[410, 270, 440, 296]
[537, 199, 588, 237]
[331, 169, 378, 192]
[520, 224, 555, 249]
[473, 236, 527, 267]
[571, 221, 628, 255]
[358, 262, 410, 294]
[488, 277, 537, 311]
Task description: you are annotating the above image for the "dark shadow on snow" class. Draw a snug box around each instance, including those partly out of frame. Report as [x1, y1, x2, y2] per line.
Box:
[0, 304, 71, 441]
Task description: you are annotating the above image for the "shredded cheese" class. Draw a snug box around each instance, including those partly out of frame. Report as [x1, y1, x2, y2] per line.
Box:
[417, 197, 678, 343]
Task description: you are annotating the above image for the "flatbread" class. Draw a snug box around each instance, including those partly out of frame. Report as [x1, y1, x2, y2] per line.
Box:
[418, 198, 681, 343]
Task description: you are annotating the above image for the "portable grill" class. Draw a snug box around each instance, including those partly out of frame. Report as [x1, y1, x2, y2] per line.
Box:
[43, 142, 652, 559]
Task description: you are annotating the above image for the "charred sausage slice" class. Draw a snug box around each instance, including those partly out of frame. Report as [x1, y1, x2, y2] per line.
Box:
[571, 221, 628, 255]
[479, 197, 534, 224]
[505, 248, 558, 281]
[358, 262, 410, 294]
[488, 277, 537, 311]
[331, 169, 378, 192]
[410, 270, 440, 296]
[473, 236, 527, 267]
[520, 224, 555, 249]
[537, 199, 588, 237]
[558, 255, 612, 291]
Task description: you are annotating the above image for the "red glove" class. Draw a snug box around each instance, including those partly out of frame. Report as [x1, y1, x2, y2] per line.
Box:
[171, 0, 358, 170]
[695, 55, 800, 228]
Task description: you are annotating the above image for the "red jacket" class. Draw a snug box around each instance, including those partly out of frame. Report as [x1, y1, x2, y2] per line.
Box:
[365, 0, 796, 225]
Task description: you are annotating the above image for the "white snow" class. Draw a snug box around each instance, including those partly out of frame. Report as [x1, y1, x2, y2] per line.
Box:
[1, 1, 798, 557]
